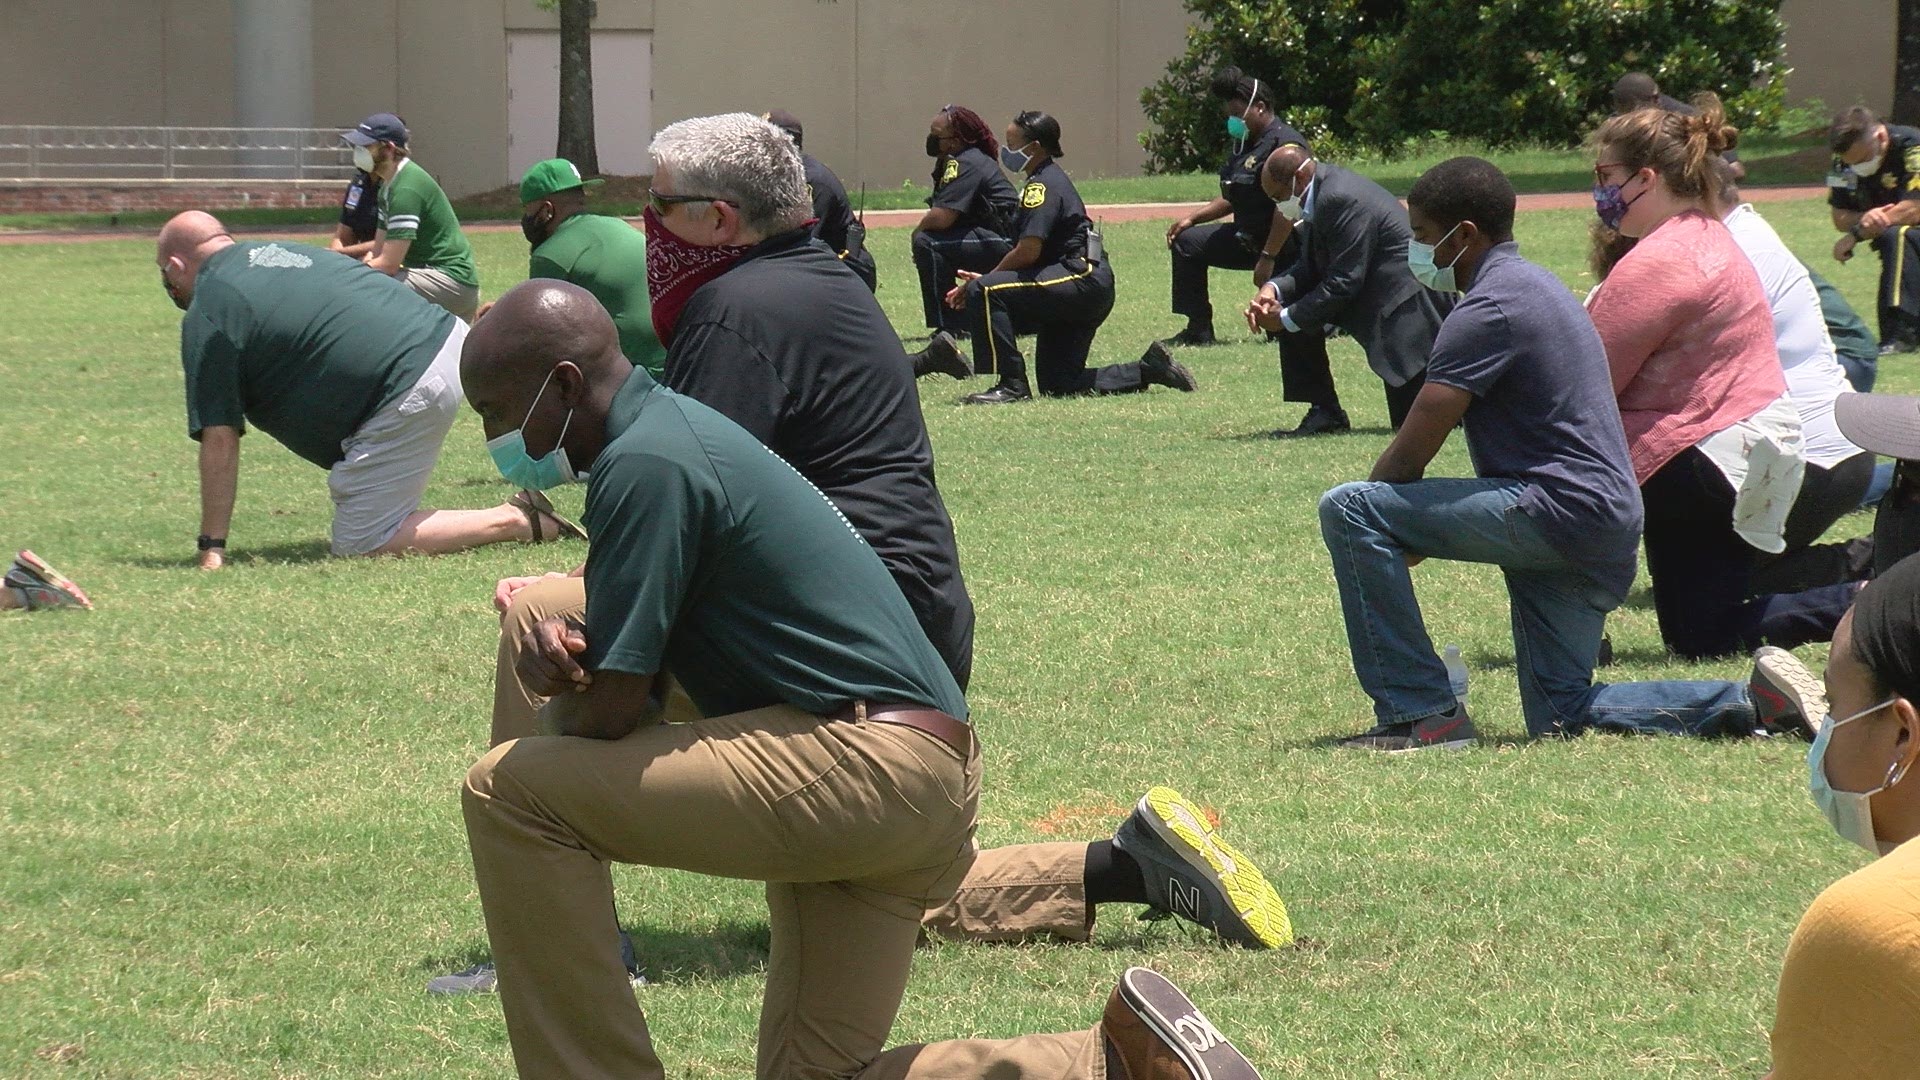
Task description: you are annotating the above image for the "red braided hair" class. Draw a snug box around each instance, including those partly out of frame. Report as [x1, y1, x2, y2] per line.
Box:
[942, 105, 999, 159]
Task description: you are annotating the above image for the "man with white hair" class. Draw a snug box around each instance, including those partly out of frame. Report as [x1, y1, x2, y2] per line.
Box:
[155, 210, 581, 567]
[491, 112, 975, 695]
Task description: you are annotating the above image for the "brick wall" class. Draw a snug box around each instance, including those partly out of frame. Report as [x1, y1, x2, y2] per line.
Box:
[0, 180, 346, 215]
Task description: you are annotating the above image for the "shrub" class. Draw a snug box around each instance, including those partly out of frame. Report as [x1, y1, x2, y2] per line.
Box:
[1141, 0, 1788, 172]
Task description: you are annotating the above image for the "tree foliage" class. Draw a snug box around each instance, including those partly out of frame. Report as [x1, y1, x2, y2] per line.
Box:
[1142, 0, 1787, 172]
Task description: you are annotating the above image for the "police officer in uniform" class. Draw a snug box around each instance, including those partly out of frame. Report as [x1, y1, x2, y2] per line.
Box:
[911, 105, 1020, 338]
[1829, 106, 1920, 354]
[328, 167, 381, 260]
[958, 111, 1197, 404]
[1157, 68, 1310, 348]
[765, 109, 877, 292]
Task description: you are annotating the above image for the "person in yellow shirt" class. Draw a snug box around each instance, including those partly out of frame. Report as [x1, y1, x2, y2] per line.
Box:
[1768, 550, 1920, 1078]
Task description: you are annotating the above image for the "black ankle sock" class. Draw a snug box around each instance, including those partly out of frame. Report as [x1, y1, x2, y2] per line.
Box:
[1084, 840, 1149, 906]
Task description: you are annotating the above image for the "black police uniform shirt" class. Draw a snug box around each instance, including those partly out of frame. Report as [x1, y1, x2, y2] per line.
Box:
[928, 145, 1020, 235]
[1013, 159, 1090, 267]
[1829, 125, 1920, 213]
[803, 153, 859, 255]
[338, 169, 381, 244]
[1221, 119, 1309, 246]
[660, 230, 975, 685]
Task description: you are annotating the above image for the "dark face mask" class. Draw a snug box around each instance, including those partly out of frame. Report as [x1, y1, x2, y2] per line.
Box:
[925, 133, 944, 158]
[520, 205, 551, 246]
[160, 267, 189, 311]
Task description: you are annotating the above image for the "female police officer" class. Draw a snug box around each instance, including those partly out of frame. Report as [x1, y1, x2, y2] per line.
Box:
[1155, 68, 1310, 349]
[955, 111, 1197, 404]
[910, 105, 1021, 339]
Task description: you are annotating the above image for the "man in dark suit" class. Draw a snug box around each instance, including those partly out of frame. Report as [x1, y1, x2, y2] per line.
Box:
[1248, 144, 1447, 435]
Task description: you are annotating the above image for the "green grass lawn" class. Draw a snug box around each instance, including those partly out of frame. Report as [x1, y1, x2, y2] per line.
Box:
[0, 197, 1896, 1078]
[0, 134, 1829, 233]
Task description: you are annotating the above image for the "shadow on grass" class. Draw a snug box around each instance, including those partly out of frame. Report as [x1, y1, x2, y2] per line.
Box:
[1473, 646, 1678, 670]
[120, 539, 334, 568]
[418, 919, 773, 987]
[1214, 426, 1394, 443]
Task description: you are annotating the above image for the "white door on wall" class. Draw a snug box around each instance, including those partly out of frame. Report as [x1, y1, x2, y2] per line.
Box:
[505, 29, 653, 182]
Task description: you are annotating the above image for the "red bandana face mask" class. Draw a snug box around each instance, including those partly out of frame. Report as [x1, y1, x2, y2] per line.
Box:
[643, 207, 755, 348]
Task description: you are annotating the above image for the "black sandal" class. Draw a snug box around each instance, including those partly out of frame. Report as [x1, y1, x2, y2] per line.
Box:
[508, 489, 587, 543]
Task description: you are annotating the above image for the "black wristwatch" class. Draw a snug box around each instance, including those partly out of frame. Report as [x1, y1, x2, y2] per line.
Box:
[1259, 250, 1279, 259]
[197, 535, 226, 551]
[1849, 224, 1866, 240]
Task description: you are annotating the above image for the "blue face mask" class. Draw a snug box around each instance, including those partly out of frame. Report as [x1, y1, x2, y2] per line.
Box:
[999, 142, 1034, 174]
[1808, 697, 1904, 855]
[1408, 222, 1465, 293]
[486, 367, 578, 491]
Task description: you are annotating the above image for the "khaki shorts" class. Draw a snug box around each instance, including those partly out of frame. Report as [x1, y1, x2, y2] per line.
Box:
[401, 266, 481, 322]
[326, 322, 466, 556]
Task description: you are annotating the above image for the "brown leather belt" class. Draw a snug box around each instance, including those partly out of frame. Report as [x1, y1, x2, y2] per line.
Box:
[828, 700, 974, 755]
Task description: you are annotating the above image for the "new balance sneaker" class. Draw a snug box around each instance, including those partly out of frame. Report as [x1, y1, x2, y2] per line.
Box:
[1750, 646, 1825, 740]
[1102, 966, 1262, 1080]
[427, 930, 646, 995]
[5, 551, 93, 611]
[1336, 707, 1479, 753]
[1112, 786, 1293, 949]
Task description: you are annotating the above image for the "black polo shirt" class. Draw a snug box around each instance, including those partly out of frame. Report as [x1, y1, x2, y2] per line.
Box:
[1829, 125, 1920, 213]
[928, 145, 1019, 236]
[338, 170, 381, 243]
[1013, 159, 1090, 267]
[1221, 120, 1309, 244]
[803, 153, 858, 254]
[661, 230, 976, 689]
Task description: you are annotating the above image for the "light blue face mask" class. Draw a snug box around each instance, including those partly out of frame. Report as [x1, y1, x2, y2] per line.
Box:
[1808, 697, 1904, 854]
[485, 367, 577, 491]
[1408, 222, 1466, 293]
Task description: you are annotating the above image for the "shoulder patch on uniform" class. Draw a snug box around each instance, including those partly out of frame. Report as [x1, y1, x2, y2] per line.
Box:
[1022, 182, 1047, 208]
[941, 159, 960, 184]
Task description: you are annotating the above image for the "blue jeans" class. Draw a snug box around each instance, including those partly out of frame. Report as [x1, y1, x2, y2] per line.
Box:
[1318, 479, 1756, 738]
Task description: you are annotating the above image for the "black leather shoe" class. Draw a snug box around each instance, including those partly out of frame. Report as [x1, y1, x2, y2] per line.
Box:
[911, 331, 973, 380]
[1155, 325, 1217, 349]
[962, 383, 1031, 405]
[1272, 405, 1350, 438]
[1880, 337, 1920, 356]
[1139, 342, 1198, 392]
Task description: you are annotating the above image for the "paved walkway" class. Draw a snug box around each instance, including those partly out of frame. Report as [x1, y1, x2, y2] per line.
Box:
[0, 186, 1829, 245]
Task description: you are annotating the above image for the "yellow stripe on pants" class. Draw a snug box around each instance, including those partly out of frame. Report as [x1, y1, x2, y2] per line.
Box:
[979, 263, 1100, 375]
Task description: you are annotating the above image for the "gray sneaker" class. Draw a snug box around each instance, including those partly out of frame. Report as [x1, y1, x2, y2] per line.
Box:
[427, 930, 646, 995]
[1750, 646, 1825, 740]
[1111, 787, 1292, 949]
[1336, 708, 1479, 753]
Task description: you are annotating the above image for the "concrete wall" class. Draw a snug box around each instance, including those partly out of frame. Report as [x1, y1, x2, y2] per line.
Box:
[3, 0, 1896, 200]
[1778, 0, 1895, 114]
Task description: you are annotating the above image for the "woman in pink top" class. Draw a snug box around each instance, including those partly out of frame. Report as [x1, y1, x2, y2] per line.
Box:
[1588, 97, 1804, 659]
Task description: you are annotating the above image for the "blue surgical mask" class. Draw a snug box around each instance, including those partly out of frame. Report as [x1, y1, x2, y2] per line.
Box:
[1408, 222, 1465, 292]
[1809, 697, 1905, 855]
[999, 142, 1034, 173]
[485, 367, 577, 491]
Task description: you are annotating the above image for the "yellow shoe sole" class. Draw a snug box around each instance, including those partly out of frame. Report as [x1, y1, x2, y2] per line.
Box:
[1141, 785, 1294, 949]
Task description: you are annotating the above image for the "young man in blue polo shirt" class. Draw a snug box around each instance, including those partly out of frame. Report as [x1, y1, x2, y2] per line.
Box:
[1318, 157, 1820, 750]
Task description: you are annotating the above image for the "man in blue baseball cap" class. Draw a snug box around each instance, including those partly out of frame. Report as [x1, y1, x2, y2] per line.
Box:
[343, 112, 481, 321]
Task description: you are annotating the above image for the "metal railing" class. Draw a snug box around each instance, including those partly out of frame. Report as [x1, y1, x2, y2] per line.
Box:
[0, 125, 356, 181]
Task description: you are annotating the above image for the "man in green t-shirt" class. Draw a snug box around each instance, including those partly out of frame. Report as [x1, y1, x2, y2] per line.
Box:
[455, 280, 1266, 1080]
[514, 157, 665, 376]
[155, 211, 581, 567]
[343, 113, 481, 322]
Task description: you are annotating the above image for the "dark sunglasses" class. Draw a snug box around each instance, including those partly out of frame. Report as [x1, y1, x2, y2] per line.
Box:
[646, 189, 739, 215]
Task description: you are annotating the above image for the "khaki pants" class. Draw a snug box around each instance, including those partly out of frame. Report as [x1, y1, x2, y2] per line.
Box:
[495, 577, 1095, 944]
[401, 265, 481, 322]
[469, 598, 1106, 1079]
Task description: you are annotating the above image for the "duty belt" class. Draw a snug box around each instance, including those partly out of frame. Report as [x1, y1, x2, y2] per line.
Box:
[828, 700, 975, 755]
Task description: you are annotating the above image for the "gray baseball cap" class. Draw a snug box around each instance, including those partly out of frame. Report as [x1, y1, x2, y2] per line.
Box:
[1837, 392, 1920, 460]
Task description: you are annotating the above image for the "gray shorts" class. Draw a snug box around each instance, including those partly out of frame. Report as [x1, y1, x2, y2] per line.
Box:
[401, 266, 481, 323]
[327, 322, 467, 556]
